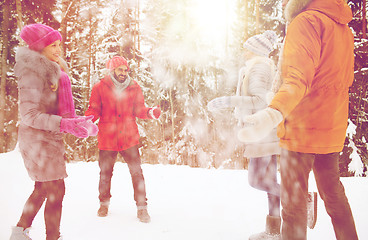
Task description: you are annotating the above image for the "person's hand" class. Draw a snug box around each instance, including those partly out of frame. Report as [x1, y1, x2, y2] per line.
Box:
[237, 107, 283, 143]
[207, 96, 231, 112]
[149, 106, 161, 119]
[60, 118, 89, 138]
[78, 119, 98, 136]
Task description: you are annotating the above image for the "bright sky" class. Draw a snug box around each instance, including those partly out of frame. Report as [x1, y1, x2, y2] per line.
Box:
[147, 0, 239, 66]
[189, 0, 237, 53]
[191, 0, 237, 40]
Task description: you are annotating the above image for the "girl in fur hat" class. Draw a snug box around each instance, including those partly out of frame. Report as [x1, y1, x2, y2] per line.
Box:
[208, 30, 283, 240]
[10, 23, 97, 240]
[208, 30, 317, 240]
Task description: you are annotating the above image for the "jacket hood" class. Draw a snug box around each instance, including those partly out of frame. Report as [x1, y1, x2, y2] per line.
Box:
[14, 47, 61, 87]
[285, 0, 352, 24]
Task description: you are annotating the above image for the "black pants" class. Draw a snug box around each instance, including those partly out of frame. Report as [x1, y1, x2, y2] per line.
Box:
[17, 179, 65, 240]
[98, 146, 147, 206]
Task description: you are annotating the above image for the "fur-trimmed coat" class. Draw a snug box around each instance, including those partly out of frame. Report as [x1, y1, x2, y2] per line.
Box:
[270, 0, 354, 154]
[15, 47, 67, 182]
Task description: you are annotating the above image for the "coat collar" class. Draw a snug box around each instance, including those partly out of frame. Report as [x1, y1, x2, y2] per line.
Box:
[284, 0, 312, 22]
[284, 0, 351, 24]
[14, 47, 61, 87]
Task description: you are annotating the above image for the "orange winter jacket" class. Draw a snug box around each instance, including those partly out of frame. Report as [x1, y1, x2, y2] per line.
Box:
[269, 0, 354, 154]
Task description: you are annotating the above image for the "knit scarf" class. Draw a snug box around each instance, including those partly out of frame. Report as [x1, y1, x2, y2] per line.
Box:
[58, 70, 76, 118]
[109, 71, 131, 92]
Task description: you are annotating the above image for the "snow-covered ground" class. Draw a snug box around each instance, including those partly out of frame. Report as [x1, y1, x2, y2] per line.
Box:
[1, 148, 367, 240]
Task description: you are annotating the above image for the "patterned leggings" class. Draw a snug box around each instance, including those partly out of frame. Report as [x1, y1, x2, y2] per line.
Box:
[248, 155, 280, 217]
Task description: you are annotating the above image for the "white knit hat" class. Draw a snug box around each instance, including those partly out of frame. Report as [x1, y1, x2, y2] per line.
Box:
[243, 30, 277, 57]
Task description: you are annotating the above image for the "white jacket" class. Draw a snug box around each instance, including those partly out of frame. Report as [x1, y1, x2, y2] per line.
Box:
[234, 56, 281, 158]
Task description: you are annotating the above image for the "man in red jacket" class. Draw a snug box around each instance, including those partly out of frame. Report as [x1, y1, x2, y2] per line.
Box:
[85, 56, 161, 223]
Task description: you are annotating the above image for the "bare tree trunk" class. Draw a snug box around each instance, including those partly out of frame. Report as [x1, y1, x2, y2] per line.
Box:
[363, 0, 367, 38]
[87, 23, 92, 91]
[132, 1, 137, 62]
[86, 18, 96, 111]
[169, 88, 175, 141]
[255, 0, 259, 34]
[60, 0, 75, 58]
[244, 0, 248, 40]
[15, 0, 24, 30]
[60, 0, 68, 58]
[137, 0, 140, 57]
[0, 0, 10, 152]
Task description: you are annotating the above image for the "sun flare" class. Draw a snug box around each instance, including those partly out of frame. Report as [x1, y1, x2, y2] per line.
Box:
[190, 0, 237, 49]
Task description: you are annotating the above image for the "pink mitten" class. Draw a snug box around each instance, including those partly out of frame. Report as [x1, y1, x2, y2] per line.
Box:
[149, 106, 161, 119]
[60, 118, 89, 138]
[74, 115, 94, 122]
[78, 120, 98, 136]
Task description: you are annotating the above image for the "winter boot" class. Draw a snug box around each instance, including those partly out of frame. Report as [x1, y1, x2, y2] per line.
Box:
[307, 191, 318, 229]
[97, 201, 109, 217]
[9, 226, 32, 240]
[137, 206, 151, 223]
[249, 215, 281, 240]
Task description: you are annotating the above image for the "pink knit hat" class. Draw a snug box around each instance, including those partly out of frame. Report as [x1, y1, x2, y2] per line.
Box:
[106, 56, 130, 71]
[20, 24, 62, 51]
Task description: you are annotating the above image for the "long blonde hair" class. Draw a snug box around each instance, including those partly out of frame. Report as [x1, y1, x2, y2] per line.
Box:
[57, 57, 69, 74]
[49, 57, 69, 92]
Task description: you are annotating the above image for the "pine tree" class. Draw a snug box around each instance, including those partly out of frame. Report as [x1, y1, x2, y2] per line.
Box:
[0, 0, 60, 153]
[142, 0, 243, 167]
[340, 0, 368, 176]
[0, 0, 11, 153]
[2, 0, 367, 174]
[0, 0, 23, 153]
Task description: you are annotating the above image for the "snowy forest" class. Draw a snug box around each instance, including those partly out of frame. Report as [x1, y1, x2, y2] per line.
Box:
[0, 0, 367, 176]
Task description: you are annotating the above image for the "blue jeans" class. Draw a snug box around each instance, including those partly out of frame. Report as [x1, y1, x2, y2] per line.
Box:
[248, 155, 280, 217]
[17, 179, 65, 240]
[98, 146, 147, 207]
[280, 149, 358, 240]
